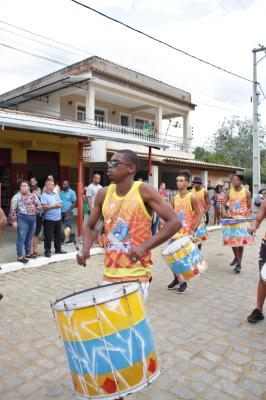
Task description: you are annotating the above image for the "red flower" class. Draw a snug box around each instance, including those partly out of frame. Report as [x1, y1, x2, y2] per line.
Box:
[101, 378, 118, 393]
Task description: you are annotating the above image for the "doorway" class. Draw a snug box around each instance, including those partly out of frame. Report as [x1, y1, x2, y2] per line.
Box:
[27, 150, 59, 188]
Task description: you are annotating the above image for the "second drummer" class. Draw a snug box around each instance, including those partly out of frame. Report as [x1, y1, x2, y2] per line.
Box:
[222, 174, 251, 273]
[77, 149, 181, 301]
[167, 171, 202, 293]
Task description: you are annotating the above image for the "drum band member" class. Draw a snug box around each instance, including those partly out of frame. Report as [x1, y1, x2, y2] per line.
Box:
[77, 149, 180, 301]
[247, 198, 266, 323]
[167, 171, 202, 293]
[191, 176, 210, 250]
[222, 174, 251, 273]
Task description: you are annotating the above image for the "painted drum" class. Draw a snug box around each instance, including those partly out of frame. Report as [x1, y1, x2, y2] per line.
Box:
[221, 218, 255, 247]
[52, 282, 160, 399]
[161, 236, 208, 282]
[260, 263, 266, 283]
[195, 221, 208, 243]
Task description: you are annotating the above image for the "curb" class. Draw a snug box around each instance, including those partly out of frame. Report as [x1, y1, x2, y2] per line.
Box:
[0, 247, 105, 275]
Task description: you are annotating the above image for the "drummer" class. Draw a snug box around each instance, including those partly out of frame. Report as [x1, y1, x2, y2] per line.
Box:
[222, 174, 251, 273]
[191, 176, 210, 250]
[77, 149, 181, 301]
[247, 198, 266, 323]
[167, 171, 202, 293]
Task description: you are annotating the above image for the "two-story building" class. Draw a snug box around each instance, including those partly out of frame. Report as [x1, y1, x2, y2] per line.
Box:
[0, 56, 242, 219]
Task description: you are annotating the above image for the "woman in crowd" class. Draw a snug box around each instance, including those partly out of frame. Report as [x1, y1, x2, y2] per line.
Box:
[213, 184, 224, 225]
[9, 181, 42, 263]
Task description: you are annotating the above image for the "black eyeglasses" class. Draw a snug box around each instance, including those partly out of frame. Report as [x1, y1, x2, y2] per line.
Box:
[107, 160, 131, 168]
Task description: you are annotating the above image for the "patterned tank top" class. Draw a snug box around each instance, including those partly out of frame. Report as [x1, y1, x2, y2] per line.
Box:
[192, 187, 206, 213]
[172, 192, 196, 238]
[228, 187, 247, 218]
[102, 181, 152, 282]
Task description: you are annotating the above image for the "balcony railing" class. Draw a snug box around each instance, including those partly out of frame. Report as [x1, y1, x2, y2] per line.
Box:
[92, 120, 191, 152]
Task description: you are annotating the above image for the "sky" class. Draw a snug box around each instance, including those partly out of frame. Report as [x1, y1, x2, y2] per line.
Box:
[1, 0, 266, 149]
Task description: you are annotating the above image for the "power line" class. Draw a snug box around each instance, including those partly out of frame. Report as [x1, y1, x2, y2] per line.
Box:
[69, 0, 253, 84]
[0, 42, 67, 66]
[0, 19, 253, 112]
[0, 19, 91, 57]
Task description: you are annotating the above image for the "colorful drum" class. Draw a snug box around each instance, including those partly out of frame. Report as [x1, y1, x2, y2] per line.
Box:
[195, 221, 208, 243]
[52, 282, 160, 399]
[221, 218, 255, 247]
[161, 236, 207, 281]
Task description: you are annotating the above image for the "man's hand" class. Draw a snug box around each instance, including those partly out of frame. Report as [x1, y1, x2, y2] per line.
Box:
[190, 230, 196, 239]
[127, 245, 148, 262]
[55, 203, 62, 209]
[76, 248, 90, 267]
[248, 223, 256, 234]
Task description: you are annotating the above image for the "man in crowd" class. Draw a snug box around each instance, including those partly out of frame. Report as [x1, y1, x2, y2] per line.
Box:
[222, 174, 251, 273]
[247, 198, 266, 323]
[86, 174, 102, 213]
[41, 180, 66, 257]
[77, 149, 180, 302]
[60, 180, 77, 244]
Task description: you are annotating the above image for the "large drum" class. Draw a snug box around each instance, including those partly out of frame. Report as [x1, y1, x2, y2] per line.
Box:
[161, 236, 207, 282]
[221, 218, 255, 247]
[52, 282, 160, 399]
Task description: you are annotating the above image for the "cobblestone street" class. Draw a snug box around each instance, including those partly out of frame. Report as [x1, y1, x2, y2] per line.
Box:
[1, 224, 266, 400]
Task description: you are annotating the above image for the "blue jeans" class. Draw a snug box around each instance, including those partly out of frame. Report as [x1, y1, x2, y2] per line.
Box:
[16, 214, 36, 257]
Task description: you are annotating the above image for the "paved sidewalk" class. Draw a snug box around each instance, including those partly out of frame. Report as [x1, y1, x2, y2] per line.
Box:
[0, 222, 266, 400]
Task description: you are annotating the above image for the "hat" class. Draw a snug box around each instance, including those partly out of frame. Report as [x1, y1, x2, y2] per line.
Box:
[192, 176, 202, 184]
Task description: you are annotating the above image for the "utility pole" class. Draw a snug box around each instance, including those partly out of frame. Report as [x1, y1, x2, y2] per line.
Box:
[252, 45, 266, 197]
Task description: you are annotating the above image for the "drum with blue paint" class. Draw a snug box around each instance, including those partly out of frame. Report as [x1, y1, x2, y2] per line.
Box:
[52, 282, 159, 399]
[221, 218, 255, 247]
[162, 236, 207, 281]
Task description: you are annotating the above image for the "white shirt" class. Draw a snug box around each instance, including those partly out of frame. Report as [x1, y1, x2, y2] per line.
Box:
[86, 183, 102, 210]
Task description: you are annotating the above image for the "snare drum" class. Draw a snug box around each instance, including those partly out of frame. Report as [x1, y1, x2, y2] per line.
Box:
[52, 282, 159, 399]
[260, 263, 266, 283]
[221, 218, 255, 247]
[161, 236, 207, 281]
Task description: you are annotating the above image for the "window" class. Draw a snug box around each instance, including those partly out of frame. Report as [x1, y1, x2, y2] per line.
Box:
[95, 109, 106, 123]
[120, 114, 130, 127]
[76, 105, 86, 122]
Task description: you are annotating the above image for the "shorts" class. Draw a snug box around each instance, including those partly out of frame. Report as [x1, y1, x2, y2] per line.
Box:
[259, 240, 266, 271]
[35, 214, 43, 236]
[102, 280, 150, 303]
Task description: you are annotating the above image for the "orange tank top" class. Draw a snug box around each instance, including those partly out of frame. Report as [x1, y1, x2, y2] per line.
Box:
[192, 187, 206, 213]
[102, 181, 152, 282]
[173, 192, 196, 236]
[228, 187, 248, 218]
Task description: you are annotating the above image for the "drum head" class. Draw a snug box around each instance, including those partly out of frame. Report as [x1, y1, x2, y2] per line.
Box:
[261, 263, 266, 283]
[52, 281, 141, 311]
[162, 236, 191, 255]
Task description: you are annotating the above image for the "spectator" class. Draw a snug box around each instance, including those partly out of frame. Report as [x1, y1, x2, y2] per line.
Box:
[60, 180, 77, 244]
[83, 186, 89, 224]
[213, 184, 224, 225]
[9, 181, 42, 263]
[41, 180, 66, 257]
[43, 175, 61, 194]
[29, 177, 41, 196]
[152, 182, 168, 235]
[86, 174, 102, 213]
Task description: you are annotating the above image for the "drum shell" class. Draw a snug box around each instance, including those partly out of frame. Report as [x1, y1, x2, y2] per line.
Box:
[221, 219, 255, 247]
[52, 283, 160, 399]
[195, 221, 208, 243]
[162, 237, 207, 281]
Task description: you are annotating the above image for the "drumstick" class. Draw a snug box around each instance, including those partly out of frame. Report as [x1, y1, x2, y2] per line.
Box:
[64, 227, 85, 266]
